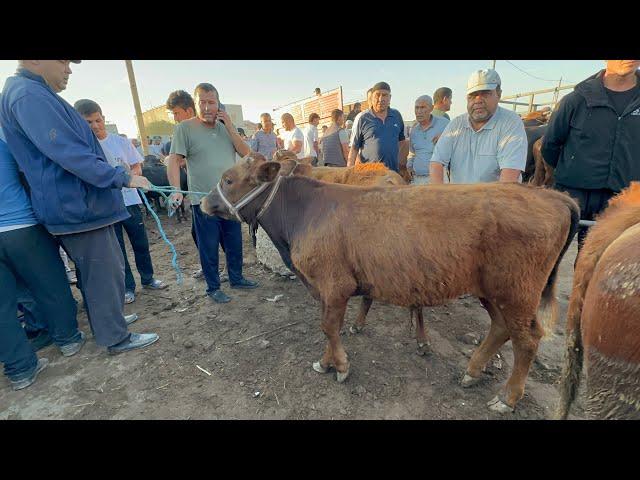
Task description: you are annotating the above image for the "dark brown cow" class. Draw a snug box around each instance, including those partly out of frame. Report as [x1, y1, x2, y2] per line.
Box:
[201, 155, 579, 413]
[557, 182, 640, 419]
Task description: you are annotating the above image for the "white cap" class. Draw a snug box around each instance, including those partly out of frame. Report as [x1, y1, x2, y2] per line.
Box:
[467, 69, 501, 95]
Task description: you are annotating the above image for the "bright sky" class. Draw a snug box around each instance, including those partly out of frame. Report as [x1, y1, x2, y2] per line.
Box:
[0, 60, 605, 138]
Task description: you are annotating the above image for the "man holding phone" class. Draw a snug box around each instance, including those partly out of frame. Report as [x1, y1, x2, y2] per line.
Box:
[166, 83, 258, 304]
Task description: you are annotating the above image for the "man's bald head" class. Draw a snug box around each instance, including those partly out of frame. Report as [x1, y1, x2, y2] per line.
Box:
[18, 60, 78, 93]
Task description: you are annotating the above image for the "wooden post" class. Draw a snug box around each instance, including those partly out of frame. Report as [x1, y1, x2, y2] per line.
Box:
[491, 60, 496, 69]
[513, 95, 518, 111]
[125, 60, 149, 156]
[528, 93, 535, 113]
[553, 77, 562, 107]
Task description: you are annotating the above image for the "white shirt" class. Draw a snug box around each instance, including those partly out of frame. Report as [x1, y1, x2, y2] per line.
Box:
[303, 124, 318, 158]
[99, 134, 144, 206]
[148, 143, 163, 158]
[282, 127, 305, 159]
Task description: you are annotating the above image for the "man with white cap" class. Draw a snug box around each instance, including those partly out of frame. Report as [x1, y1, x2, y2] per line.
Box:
[430, 69, 527, 184]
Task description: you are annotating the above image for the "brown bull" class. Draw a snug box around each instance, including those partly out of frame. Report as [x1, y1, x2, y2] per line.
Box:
[529, 137, 554, 187]
[272, 152, 428, 350]
[557, 182, 640, 419]
[202, 156, 579, 413]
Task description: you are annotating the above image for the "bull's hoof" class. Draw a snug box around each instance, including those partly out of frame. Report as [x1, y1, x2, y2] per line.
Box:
[487, 395, 515, 414]
[336, 369, 350, 383]
[416, 343, 431, 357]
[349, 325, 363, 334]
[312, 361, 329, 374]
[461, 373, 483, 388]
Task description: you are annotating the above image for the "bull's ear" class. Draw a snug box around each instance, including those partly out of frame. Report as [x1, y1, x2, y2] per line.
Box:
[294, 164, 312, 176]
[255, 161, 281, 183]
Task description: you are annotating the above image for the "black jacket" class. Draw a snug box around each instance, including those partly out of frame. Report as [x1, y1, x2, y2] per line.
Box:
[542, 70, 640, 192]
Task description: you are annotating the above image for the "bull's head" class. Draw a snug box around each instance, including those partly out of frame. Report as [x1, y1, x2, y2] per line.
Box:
[200, 152, 281, 222]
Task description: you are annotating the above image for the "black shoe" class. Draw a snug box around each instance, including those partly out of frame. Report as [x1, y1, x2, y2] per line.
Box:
[208, 290, 231, 303]
[230, 278, 259, 289]
[26, 330, 54, 352]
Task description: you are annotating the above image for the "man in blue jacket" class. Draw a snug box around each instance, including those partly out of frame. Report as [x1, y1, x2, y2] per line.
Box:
[0, 130, 86, 390]
[0, 60, 158, 354]
[542, 60, 640, 247]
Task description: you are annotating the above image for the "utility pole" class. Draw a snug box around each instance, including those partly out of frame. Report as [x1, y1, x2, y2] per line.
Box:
[125, 60, 149, 156]
[491, 60, 497, 70]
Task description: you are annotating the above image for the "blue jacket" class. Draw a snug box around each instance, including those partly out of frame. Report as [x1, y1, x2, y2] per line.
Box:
[0, 68, 130, 234]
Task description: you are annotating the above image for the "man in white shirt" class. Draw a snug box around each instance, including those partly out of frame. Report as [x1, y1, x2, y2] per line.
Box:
[430, 69, 527, 184]
[148, 136, 164, 159]
[280, 113, 305, 159]
[303, 112, 320, 165]
[75, 100, 168, 305]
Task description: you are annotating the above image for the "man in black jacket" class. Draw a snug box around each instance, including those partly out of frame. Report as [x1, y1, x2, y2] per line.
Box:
[542, 60, 640, 247]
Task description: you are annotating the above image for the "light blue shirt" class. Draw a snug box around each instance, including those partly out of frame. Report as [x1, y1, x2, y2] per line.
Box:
[0, 134, 38, 231]
[430, 107, 527, 184]
[407, 115, 449, 176]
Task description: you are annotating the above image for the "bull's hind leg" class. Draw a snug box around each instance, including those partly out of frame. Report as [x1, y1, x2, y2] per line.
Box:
[350, 296, 373, 334]
[313, 298, 350, 383]
[488, 310, 543, 413]
[462, 299, 510, 388]
[414, 308, 431, 356]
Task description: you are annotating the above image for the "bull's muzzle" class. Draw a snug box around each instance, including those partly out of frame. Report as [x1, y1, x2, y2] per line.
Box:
[200, 191, 231, 219]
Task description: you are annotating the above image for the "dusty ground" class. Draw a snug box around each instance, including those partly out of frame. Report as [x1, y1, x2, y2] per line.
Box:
[0, 210, 586, 420]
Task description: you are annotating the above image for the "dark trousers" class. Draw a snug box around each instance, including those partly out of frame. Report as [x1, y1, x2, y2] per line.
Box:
[58, 226, 129, 347]
[113, 205, 154, 292]
[556, 184, 615, 249]
[0, 225, 80, 381]
[192, 205, 243, 294]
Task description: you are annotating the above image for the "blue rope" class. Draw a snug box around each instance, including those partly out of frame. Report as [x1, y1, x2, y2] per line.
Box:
[136, 184, 209, 286]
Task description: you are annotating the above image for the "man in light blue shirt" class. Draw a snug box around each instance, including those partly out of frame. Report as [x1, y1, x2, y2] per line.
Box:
[407, 95, 449, 184]
[430, 69, 527, 184]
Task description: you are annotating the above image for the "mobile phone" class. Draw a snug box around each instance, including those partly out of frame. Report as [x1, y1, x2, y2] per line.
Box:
[218, 102, 226, 124]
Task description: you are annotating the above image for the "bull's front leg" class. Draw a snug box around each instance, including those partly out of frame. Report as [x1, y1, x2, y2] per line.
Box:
[312, 298, 350, 383]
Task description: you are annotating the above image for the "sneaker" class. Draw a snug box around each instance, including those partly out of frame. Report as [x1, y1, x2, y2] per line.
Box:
[192, 269, 204, 279]
[142, 279, 167, 290]
[66, 270, 77, 284]
[125, 313, 139, 325]
[10, 358, 49, 391]
[107, 333, 159, 355]
[124, 290, 135, 304]
[60, 331, 86, 357]
[26, 330, 54, 352]
[208, 289, 231, 303]
[230, 278, 259, 289]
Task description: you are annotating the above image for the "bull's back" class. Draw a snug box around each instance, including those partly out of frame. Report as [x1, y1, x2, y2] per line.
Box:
[581, 223, 640, 418]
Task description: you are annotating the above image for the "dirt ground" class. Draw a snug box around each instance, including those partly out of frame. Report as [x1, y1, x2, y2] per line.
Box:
[0, 210, 586, 420]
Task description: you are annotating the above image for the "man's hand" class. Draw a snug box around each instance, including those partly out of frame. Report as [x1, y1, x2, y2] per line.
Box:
[408, 166, 415, 178]
[128, 175, 152, 190]
[217, 110, 234, 130]
[168, 192, 184, 210]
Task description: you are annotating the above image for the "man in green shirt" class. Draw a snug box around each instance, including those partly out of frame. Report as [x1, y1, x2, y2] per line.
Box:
[167, 83, 258, 303]
[432, 87, 452, 120]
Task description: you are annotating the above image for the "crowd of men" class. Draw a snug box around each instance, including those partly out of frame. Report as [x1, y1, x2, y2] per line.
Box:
[1, 59, 638, 392]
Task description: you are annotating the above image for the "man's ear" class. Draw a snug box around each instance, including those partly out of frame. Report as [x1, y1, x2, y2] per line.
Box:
[255, 161, 281, 183]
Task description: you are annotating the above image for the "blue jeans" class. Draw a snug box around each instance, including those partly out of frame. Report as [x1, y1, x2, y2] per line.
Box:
[0, 225, 81, 381]
[192, 205, 243, 294]
[113, 205, 154, 292]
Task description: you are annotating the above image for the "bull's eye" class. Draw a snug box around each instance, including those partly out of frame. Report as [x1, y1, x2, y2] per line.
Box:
[225, 178, 233, 185]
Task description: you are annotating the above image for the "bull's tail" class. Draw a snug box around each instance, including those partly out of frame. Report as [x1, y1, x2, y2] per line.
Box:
[555, 300, 584, 420]
[538, 195, 581, 336]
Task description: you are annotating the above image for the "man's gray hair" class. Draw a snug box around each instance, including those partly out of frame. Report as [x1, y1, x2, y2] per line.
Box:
[415, 95, 433, 105]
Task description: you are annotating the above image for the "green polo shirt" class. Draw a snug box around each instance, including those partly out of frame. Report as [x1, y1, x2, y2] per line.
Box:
[170, 118, 237, 205]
